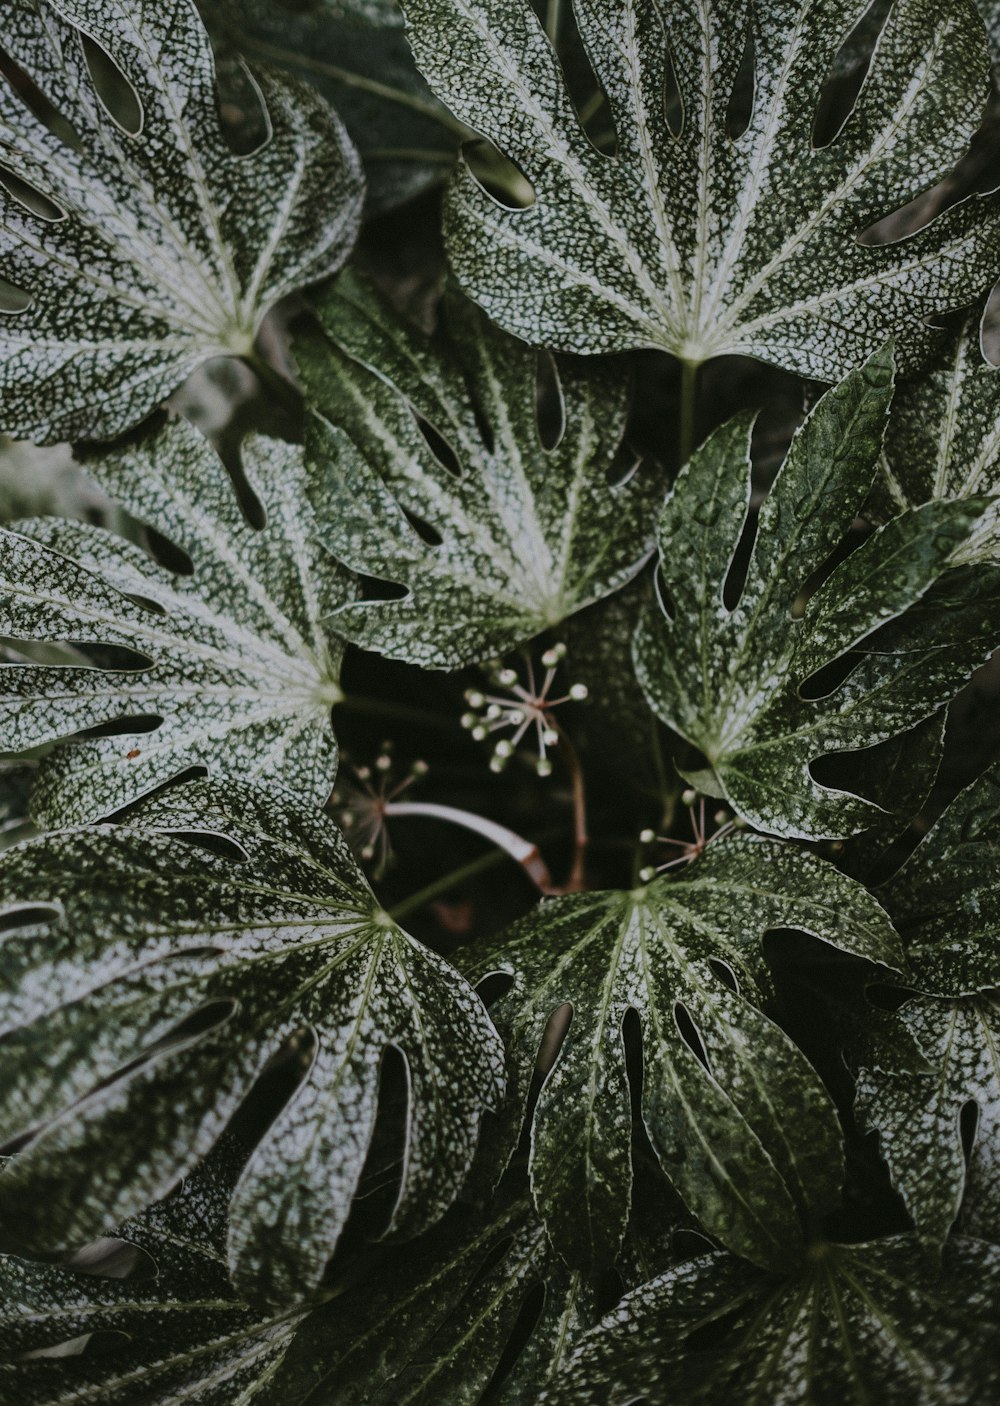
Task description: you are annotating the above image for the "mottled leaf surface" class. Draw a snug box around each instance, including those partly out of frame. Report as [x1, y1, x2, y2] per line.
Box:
[0, 417, 350, 826]
[542, 1237, 1000, 1405]
[634, 349, 1000, 839]
[856, 993, 1000, 1249]
[878, 759, 1000, 995]
[401, 0, 996, 378]
[300, 272, 660, 668]
[0, 0, 363, 442]
[0, 781, 505, 1304]
[200, 0, 458, 212]
[0, 1157, 312, 1405]
[879, 310, 1000, 561]
[459, 834, 901, 1274]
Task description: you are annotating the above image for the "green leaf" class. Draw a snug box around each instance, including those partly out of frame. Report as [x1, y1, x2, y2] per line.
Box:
[458, 834, 902, 1275]
[0, 418, 350, 827]
[879, 309, 1000, 562]
[0, 780, 505, 1305]
[400, 0, 996, 378]
[879, 760, 1000, 995]
[299, 272, 661, 668]
[200, 0, 459, 213]
[633, 347, 1000, 840]
[0, 0, 363, 443]
[856, 992, 1000, 1251]
[542, 1236, 1000, 1405]
[0, 1155, 313, 1405]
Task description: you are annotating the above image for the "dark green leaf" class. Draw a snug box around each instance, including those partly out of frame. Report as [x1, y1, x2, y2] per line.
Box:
[300, 272, 661, 668]
[0, 0, 362, 443]
[634, 348, 1000, 839]
[401, 0, 996, 378]
[0, 418, 351, 826]
[543, 1236, 1000, 1405]
[0, 780, 505, 1305]
[459, 834, 901, 1274]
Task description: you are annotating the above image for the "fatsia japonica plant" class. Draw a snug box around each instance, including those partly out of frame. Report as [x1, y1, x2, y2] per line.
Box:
[4, 0, 1000, 1402]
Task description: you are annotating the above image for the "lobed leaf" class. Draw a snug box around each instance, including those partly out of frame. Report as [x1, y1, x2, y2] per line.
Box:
[0, 780, 505, 1305]
[633, 347, 1000, 839]
[0, 417, 351, 826]
[459, 834, 902, 1274]
[542, 1237, 1000, 1405]
[401, 0, 998, 378]
[300, 271, 661, 668]
[0, 0, 363, 443]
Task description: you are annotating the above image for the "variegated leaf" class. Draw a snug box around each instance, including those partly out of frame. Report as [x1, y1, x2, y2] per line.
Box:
[199, 0, 459, 213]
[0, 780, 505, 1305]
[542, 1237, 1000, 1405]
[0, 1156, 312, 1405]
[856, 993, 1000, 1250]
[299, 271, 661, 668]
[401, 0, 997, 379]
[458, 834, 901, 1274]
[633, 347, 1000, 840]
[879, 309, 1000, 562]
[0, 417, 349, 826]
[0, 0, 363, 443]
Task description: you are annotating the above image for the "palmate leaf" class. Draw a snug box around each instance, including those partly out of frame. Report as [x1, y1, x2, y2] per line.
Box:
[299, 272, 660, 668]
[542, 1237, 1000, 1405]
[633, 348, 1000, 840]
[0, 1155, 315, 1406]
[458, 833, 902, 1275]
[0, 0, 363, 444]
[854, 763, 1000, 1248]
[200, 0, 459, 213]
[879, 308, 1000, 562]
[0, 781, 505, 1305]
[856, 993, 1000, 1251]
[401, 0, 997, 379]
[0, 417, 350, 827]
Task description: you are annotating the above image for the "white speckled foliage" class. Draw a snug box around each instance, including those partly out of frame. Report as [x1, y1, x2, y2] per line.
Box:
[0, 417, 351, 826]
[0, 0, 363, 443]
[299, 271, 661, 667]
[879, 309, 1000, 562]
[541, 1237, 1000, 1405]
[400, 0, 998, 378]
[458, 835, 901, 1275]
[0, 781, 505, 1304]
[3, 0, 1000, 1397]
[633, 348, 1000, 839]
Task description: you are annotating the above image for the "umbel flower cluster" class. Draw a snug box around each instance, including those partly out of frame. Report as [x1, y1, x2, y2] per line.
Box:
[2, 1, 1000, 1402]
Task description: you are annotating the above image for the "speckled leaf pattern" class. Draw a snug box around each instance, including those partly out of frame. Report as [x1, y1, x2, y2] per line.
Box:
[856, 993, 1000, 1250]
[0, 781, 505, 1304]
[0, 0, 363, 443]
[400, 0, 997, 379]
[0, 1157, 312, 1405]
[458, 834, 902, 1274]
[633, 348, 1000, 839]
[299, 272, 661, 668]
[281, 1194, 598, 1405]
[541, 1237, 1000, 1405]
[879, 310, 1000, 562]
[0, 417, 350, 826]
[200, 0, 458, 213]
[878, 760, 1000, 995]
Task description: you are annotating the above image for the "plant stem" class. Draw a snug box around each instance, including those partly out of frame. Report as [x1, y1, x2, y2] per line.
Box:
[389, 847, 511, 921]
[555, 725, 589, 892]
[678, 357, 699, 466]
[546, 0, 563, 45]
[240, 38, 471, 138]
[336, 695, 459, 732]
[243, 351, 302, 416]
[384, 800, 552, 892]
